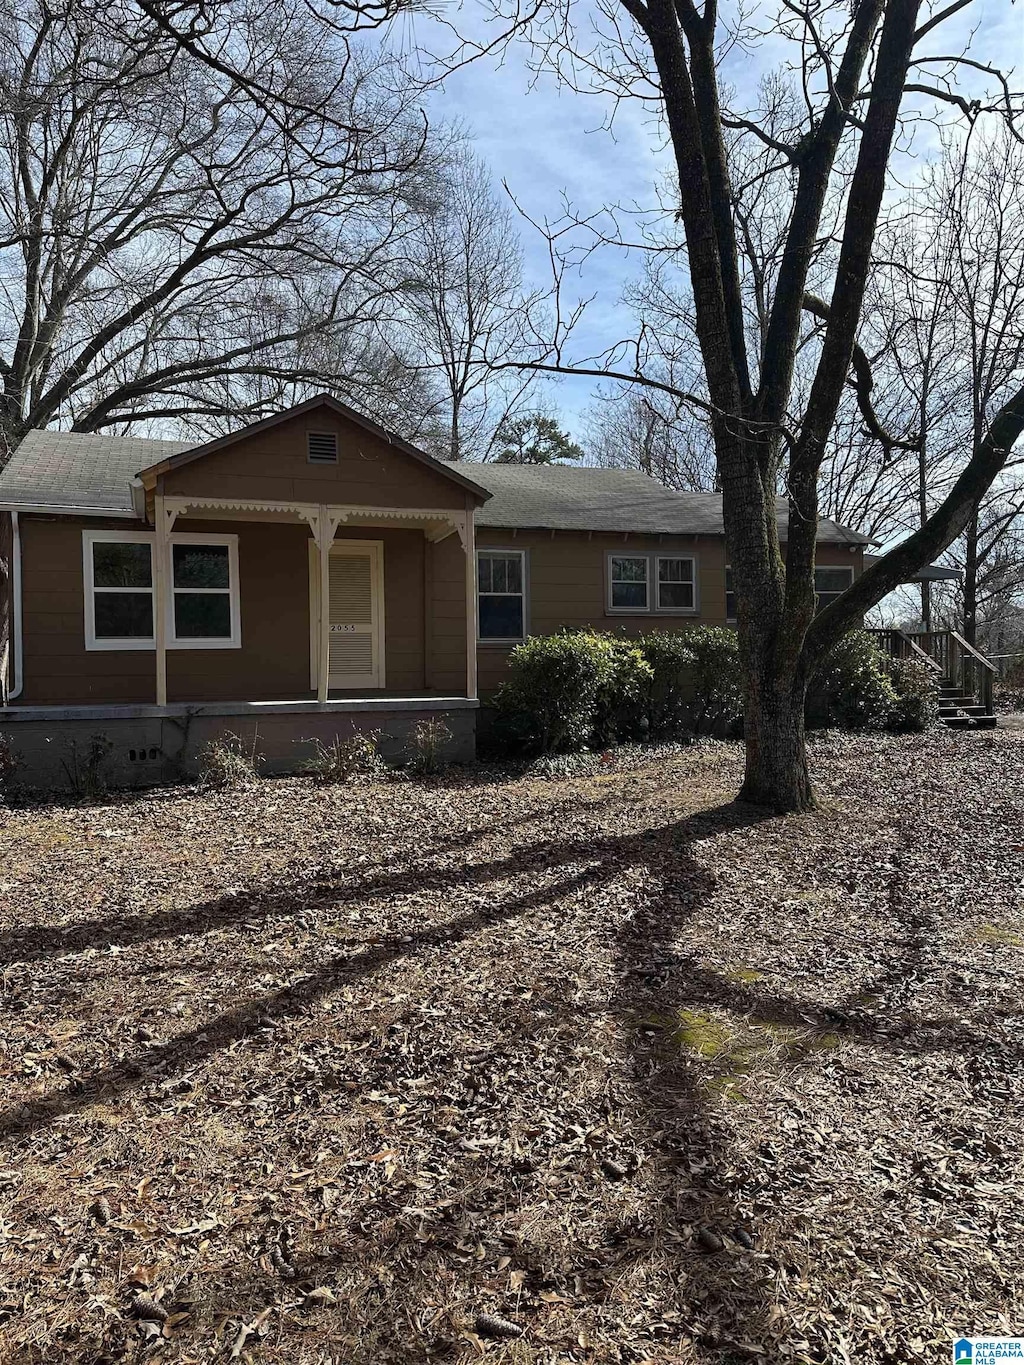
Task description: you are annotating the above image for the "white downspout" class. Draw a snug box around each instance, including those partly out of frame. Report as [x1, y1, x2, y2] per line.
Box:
[8, 511, 22, 700]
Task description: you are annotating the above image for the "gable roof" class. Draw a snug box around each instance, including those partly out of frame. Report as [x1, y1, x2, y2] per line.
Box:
[460, 462, 873, 545]
[136, 394, 491, 502]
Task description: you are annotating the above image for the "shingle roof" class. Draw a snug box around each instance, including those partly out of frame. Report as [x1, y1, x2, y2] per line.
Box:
[863, 552, 961, 582]
[0, 428, 872, 545]
[0, 430, 193, 514]
[459, 462, 872, 544]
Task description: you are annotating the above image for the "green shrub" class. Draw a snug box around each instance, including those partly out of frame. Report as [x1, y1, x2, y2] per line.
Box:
[300, 731, 386, 782]
[810, 631, 899, 730]
[678, 626, 744, 731]
[637, 631, 696, 738]
[495, 626, 743, 754]
[197, 730, 261, 788]
[406, 717, 452, 774]
[593, 638, 654, 744]
[493, 631, 619, 754]
[885, 657, 939, 731]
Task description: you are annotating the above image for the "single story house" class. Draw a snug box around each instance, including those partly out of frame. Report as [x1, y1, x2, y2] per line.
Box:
[0, 394, 870, 784]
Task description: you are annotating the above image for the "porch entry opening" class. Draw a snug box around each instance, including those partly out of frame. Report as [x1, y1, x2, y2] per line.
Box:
[309, 539, 385, 690]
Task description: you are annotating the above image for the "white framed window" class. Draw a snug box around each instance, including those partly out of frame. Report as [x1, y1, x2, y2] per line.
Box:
[477, 549, 526, 642]
[607, 552, 698, 614]
[609, 555, 649, 611]
[814, 565, 854, 611]
[169, 534, 240, 648]
[657, 556, 695, 611]
[83, 531, 156, 650]
[725, 566, 737, 621]
[83, 530, 240, 651]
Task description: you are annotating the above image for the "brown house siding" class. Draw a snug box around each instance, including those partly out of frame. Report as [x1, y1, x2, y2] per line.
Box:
[159, 408, 470, 511]
[426, 532, 468, 694]
[15, 515, 438, 705]
[474, 527, 863, 693]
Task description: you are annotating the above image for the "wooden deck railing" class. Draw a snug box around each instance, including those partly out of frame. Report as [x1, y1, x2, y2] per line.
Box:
[868, 627, 996, 716]
[948, 629, 996, 717]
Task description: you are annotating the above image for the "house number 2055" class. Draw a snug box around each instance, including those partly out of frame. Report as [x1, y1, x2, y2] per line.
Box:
[330, 624, 358, 633]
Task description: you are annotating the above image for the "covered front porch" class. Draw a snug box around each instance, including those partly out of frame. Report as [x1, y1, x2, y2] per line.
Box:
[148, 492, 479, 708]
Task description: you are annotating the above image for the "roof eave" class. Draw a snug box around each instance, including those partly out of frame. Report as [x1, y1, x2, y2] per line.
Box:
[0, 499, 136, 518]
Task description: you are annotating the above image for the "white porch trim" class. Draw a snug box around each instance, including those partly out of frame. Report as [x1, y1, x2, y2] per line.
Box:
[154, 494, 169, 705]
[161, 494, 468, 544]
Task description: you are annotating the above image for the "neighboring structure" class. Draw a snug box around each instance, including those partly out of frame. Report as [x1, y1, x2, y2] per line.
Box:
[0, 394, 870, 785]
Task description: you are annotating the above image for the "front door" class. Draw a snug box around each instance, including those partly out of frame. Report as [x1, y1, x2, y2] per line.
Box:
[310, 539, 385, 690]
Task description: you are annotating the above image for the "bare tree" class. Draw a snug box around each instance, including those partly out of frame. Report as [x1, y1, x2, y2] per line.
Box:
[444, 0, 1024, 810]
[401, 148, 534, 460]
[0, 0, 437, 458]
[836, 130, 1024, 635]
[585, 382, 716, 489]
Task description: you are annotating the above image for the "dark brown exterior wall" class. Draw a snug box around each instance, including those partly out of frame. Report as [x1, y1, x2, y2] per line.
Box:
[15, 515, 432, 705]
[474, 527, 864, 693]
[19, 514, 155, 705]
[426, 530, 468, 694]
[160, 408, 471, 510]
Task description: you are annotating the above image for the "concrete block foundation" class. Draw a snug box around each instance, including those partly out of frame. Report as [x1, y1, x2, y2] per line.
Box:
[0, 698, 477, 793]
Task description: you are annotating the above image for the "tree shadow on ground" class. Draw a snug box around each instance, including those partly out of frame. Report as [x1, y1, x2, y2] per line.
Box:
[0, 794, 1009, 1362]
[0, 790, 623, 969]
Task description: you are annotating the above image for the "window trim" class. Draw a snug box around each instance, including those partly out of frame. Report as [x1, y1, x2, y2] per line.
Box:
[477, 547, 528, 644]
[83, 530, 156, 652]
[168, 532, 241, 650]
[607, 553, 650, 614]
[83, 530, 241, 652]
[606, 551, 699, 616]
[814, 563, 855, 611]
[655, 554, 697, 613]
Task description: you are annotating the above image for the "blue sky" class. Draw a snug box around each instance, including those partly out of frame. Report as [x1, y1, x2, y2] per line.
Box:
[405, 0, 1024, 438]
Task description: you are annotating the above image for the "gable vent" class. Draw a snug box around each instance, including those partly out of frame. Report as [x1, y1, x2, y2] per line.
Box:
[307, 431, 338, 464]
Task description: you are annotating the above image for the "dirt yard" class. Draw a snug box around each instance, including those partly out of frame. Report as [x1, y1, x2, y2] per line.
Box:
[0, 729, 1021, 1364]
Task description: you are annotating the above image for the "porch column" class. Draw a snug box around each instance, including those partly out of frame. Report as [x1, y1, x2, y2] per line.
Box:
[316, 505, 332, 706]
[463, 504, 477, 700]
[154, 493, 173, 706]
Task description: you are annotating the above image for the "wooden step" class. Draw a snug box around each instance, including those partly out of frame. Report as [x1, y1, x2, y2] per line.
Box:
[941, 711, 997, 730]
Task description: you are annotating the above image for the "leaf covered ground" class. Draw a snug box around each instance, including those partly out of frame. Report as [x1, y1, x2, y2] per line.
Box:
[0, 729, 1021, 1364]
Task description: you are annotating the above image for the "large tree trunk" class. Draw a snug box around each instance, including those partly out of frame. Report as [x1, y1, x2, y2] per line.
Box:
[738, 655, 815, 812]
[963, 510, 979, 646]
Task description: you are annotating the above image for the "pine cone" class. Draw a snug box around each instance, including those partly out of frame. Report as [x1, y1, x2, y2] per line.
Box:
[133, 1292, 168, 1323]
[476, 1313, 523, 1340]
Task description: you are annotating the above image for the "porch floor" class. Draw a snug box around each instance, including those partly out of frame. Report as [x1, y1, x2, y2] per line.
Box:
[0, 695, 478, 723]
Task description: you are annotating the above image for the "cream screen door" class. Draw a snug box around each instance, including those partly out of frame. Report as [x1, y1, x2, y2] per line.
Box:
[310, 540, 385, 690]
